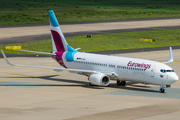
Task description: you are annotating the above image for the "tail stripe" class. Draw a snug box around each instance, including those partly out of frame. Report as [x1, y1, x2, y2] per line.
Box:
[49, 11, 59, 27]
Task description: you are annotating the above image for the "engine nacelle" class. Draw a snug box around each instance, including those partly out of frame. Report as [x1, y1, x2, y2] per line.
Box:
[89, 73, 110, 86]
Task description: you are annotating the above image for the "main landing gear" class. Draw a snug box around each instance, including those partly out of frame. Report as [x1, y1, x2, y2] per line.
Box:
[117, 80, 126, 86]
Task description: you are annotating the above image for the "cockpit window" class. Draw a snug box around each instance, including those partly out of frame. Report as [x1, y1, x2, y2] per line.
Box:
[160, 69, 174, 73]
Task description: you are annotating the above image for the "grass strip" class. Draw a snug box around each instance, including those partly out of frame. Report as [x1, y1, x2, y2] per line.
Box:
[0, 29, 180, 55]
[0, 0, 180, 26]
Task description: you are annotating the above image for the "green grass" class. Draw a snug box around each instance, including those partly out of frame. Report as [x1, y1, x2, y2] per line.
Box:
[1, 29, 180, 54]
[0, 0, 180, 26]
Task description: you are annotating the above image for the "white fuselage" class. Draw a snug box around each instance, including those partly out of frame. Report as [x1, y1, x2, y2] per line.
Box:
[61, 52, 178, 86]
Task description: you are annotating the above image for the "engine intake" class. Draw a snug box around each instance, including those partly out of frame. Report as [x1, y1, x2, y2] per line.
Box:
[89, 73, 110, 86]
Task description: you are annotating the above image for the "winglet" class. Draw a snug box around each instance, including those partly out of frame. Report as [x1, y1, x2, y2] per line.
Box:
[1, 50, 13, 66]
[163, 47, 174, 64]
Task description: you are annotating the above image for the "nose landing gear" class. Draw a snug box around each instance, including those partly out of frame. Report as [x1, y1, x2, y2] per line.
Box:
[159, 85, 166, 93]
[159, 88, 165, 93]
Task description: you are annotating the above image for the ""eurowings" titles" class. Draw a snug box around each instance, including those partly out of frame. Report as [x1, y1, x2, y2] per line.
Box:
[127, 61, 151, 70]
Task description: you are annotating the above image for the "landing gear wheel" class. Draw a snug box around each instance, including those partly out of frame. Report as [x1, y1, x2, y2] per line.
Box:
[117, 80, 121, 86]
[89, 83, 93, 86]
[121, 81, 126, 86]
[159, 88, 165, 93]
[117, 81, 126, 86]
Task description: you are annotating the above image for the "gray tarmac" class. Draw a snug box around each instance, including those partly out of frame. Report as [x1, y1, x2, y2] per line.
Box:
[0, 49, 180, 120]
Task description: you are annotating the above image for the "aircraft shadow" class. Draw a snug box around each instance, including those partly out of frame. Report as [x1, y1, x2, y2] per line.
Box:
[1, 75, 159, 92]
[108, 82, 158, 93]
[0, 84, 83, 87]
[112, 86, 158, 93]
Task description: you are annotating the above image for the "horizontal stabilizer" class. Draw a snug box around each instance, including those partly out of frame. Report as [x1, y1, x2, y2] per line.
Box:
[75, 48, 81, 51]
[14, 49, 56, 56]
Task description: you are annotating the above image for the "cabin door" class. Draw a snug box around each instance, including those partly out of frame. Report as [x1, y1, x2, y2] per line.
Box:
[150, 66, 156, 77]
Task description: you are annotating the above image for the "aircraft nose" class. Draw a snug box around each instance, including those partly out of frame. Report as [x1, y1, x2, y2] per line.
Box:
[171, 74, 179, 83]
[174, 75, 179, 81]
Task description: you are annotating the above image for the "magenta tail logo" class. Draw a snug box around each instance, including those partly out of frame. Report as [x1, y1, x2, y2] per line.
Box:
[51, 30, 65, 51]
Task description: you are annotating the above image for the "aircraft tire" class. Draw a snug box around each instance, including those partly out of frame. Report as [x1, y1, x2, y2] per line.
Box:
[117, 80, 121, 86]
[121, 81, 126, 86]
[89, 83, 93, 86]
[160, 88, 165, 93]
[117, 81, 126, 86]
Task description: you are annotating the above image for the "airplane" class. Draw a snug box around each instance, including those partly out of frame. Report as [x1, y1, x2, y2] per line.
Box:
[1, 10, 178, 93]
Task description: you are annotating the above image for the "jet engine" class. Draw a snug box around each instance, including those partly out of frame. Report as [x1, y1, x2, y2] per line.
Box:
[89, 73, 110, 86]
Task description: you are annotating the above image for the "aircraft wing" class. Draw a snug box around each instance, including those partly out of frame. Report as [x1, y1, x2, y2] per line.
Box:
[14, 49, 56, 56]
[1, 50, 96, 74]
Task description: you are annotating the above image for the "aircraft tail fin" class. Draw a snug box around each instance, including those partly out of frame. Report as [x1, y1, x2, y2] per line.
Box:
[48, 10, 68, 52]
